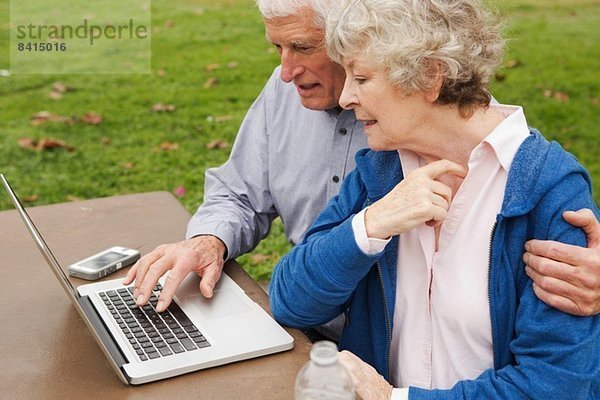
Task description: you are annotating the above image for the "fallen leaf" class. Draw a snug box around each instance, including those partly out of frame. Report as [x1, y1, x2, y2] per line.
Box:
[30, 111, 76, 126]
[250, 254, 270, 264]
[64, 116, 77, 125]
[542, 89, 570, 103]
[214, 115, 233, 123]
[203, 77, 219, 89]
[553, 91, 569, 102]
[22, 194, 39, 202]
[48, 91, 63, 100]
[156, 69, 166, 77]
[52, 82, 69, 93]
[18, 137, 75, 152]
[159, 142, 179, 151]
[30, 111, 63, 125]
[173, 186, 186, 197]
[17, 137, 37, 150]
[227, 61, 239, 69]
[81, 112, 103, 125]
[591, 97, 599, 106]
[122, 162, 135, 170]
[204, 63, 221, 72]
[505, 59, 522, 69]
[37, 138, 75, 151]
[205, 139, 229, 150]
[101, 137, 112, 145]
[165, 19, 175, 28]
[151, 103, 176, 112]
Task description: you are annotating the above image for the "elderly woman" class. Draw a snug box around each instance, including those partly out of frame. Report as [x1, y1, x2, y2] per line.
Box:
[269, 0, 600, 399]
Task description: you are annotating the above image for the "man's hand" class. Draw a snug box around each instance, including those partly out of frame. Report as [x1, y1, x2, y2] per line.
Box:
[122, 235, 227, 312]
[338, 350, 393, 400]
[524, 209, 600, 316]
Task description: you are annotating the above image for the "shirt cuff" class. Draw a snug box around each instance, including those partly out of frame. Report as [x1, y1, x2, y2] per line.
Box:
[351, 208, 390, 255]
[391, 388, 409, 400]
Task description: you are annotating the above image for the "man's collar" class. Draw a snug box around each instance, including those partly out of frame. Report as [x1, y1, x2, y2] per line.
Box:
[325, 106, 343, 117]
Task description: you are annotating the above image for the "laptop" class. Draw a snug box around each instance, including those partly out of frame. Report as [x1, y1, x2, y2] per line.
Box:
[1, 174, 294, 385]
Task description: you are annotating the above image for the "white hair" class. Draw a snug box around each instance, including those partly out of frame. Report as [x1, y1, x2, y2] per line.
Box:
[255, 0, 335, 28]
[326, 0, 505, 115]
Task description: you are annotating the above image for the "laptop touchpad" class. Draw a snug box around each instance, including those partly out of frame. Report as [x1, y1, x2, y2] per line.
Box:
[188, 289, 252, 319]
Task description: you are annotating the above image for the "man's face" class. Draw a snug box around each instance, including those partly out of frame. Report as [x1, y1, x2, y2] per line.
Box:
[264, 7, 346, 110]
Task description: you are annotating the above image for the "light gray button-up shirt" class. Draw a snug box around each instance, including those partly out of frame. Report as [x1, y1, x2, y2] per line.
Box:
[186, 66, 368, 259]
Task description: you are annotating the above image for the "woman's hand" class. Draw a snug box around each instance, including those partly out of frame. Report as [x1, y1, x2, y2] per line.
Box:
[338, 350, 393, 400]
[365, 159, 466, 239]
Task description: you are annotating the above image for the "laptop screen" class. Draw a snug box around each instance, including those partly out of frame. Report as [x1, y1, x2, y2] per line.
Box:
[0, 174, 79, 298]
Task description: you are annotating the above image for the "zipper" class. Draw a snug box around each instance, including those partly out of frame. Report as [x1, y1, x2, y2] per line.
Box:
[365, 197, 392, 379]
[487, 221, 498, 369]
[376, 261, 392, 380]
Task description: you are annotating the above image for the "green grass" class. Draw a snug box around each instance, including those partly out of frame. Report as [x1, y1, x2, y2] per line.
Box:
[490, 0, 600, 188]
[0, 0, 598, 281]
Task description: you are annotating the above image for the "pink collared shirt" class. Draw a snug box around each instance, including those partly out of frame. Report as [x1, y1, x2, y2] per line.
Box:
[352, 105, 530, 399]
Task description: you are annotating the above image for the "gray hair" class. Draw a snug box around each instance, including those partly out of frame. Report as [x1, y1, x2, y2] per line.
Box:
[255, 0, 335, 29]
[326, 0, 505, 115]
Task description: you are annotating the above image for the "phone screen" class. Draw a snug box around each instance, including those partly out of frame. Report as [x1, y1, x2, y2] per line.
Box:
[79, 251, 125, 270]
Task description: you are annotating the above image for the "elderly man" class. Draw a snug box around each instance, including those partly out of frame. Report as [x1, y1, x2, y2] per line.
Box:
[125, 0, 600, 323]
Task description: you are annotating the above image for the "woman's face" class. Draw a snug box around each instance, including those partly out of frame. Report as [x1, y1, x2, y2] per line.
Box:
[338, 55, 431, 151]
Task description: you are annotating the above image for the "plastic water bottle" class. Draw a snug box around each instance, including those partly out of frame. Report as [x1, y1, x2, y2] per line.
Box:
[295, 340, 355, 400]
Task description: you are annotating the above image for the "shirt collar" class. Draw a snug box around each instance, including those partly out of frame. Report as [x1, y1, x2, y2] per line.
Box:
[398, 104, 530, 175]
[326, 106, 343, 117]
[481, 104, 530, 171]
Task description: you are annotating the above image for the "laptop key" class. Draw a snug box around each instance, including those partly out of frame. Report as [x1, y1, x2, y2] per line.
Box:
[170, 343, 185, 354]
[102, 286, 211, 362]
[192, 335, 207, 343]
[180, 338, 197, 351]
[158, 346, 173, 357]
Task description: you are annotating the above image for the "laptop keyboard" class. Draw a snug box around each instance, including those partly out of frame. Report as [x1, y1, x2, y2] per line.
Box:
[99, 283, 211, 362]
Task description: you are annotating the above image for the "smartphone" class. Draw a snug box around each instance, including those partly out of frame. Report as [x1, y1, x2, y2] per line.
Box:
[68, 246, 140, 280]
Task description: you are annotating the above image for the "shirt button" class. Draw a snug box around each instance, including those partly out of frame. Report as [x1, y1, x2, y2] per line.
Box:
[338, 128, 347, 135]
[332, 175, 340, 183]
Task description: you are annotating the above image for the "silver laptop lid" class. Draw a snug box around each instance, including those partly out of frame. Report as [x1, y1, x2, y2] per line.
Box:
[0, 174, 79, 299]
[1, 173, 131, 384]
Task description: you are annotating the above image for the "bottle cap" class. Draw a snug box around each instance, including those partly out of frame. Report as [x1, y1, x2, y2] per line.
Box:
[309, 340, 339, 366]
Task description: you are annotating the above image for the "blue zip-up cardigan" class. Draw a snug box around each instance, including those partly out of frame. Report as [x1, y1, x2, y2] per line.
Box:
[270, 130, 600, 399]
